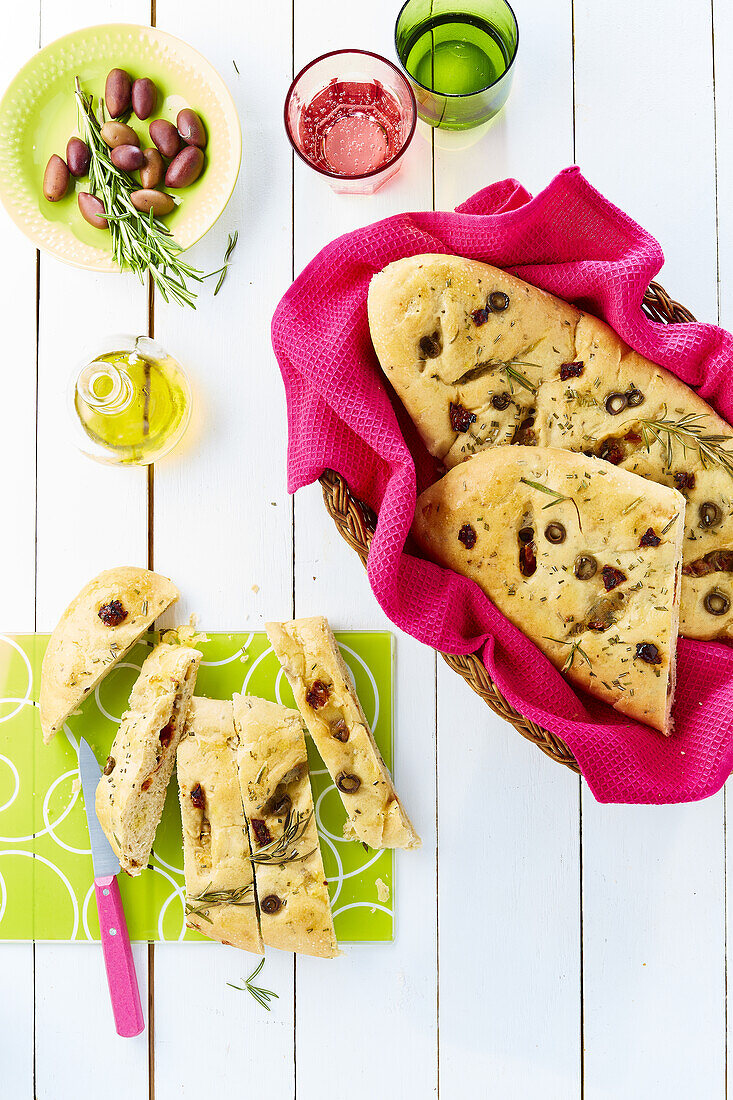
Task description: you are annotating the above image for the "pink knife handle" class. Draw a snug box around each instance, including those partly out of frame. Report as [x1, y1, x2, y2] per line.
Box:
[94, 875, 145, 1037]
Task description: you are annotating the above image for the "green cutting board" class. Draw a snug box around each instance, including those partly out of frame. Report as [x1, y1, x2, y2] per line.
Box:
[0, 631, 395, 943]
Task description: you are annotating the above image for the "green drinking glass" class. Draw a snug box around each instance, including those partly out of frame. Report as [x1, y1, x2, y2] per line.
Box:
[394, 0, 519, 131]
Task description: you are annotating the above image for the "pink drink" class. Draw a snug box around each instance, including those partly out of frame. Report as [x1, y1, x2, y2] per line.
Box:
[298, 80, 403, 177]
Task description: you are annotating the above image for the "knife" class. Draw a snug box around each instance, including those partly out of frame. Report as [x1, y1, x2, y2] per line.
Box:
[78, 735, 145, 1038]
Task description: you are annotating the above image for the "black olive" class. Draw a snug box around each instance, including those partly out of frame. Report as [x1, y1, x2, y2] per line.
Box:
[574, 554, 598, 580]
[518, 526, 534, 543]
[635, 642, 662, 664]
[260, 894, 283, 915]
[626, 388, 645, 407]
[491, 392, 511, 410]
[605, 393, 628, 415]
[489, 290, 510, 312]
[336, 772, 361, 793]
[544, 522, 566, 544]
[699, 502, 721, 528]
[704, 589, 730, 616]
[419, 332, 442, 358]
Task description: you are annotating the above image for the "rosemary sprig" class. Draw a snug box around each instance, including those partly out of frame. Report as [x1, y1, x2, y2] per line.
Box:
[75, 78, 204, 308]
[250, 806, 316, 866]
[185, 883, 254, 923]
[638, 405, 733, 480]
[520, 477, 583, 531]
[203, 231, 239, 295]
[227, 958, 279, 1011]
[543, 636, 593, 674]
[452, 358, 538, 394]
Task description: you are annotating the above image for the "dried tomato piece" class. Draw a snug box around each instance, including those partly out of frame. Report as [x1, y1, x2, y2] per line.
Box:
[625, 430, 642, 444]
[98, 599, 128, 626]
[601, 565, 627, 591]
[674, 471, 695, 492]
[471, 306, 490, 326]
[141, 776, 153, 792]
[599, 441, 623, 465]
[512, 415, 536, 446]
[560, 361, 584, 381]
[306, 679, 330, 709]
[458, 524, 477, 549]
[587, 618, 609, 632]
[190, 783, 205, 809]
[158, 722, 174, 748]
[519, 541, 537, 577]
[635, 642, 662, 664]
[103, 756, 115, 776]
[250, 818, 272, 847]
[449, 401, 477, 433]
[639, 528, 661, 547]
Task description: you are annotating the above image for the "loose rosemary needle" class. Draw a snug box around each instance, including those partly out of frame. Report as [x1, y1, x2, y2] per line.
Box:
[227, 958, 279, 1011]
[74, 78, 205, 308]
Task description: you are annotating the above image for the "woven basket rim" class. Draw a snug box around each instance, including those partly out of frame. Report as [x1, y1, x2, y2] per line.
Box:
[319, 281, 695, 773]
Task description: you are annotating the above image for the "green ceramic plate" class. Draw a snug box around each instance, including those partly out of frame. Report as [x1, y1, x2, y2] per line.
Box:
[0, 24, 241, 271]
[0, 631, 395, 944]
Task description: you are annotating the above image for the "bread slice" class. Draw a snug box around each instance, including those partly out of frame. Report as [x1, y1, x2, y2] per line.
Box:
[177, 698, 263, 953]
[95, 641, 200, 875]
[266, 618, 420, 849]
[233, 694, 340, 959]
[412, 446, 684, 734]
[368, 253, 733, 642]
[40, 567, 179, 744]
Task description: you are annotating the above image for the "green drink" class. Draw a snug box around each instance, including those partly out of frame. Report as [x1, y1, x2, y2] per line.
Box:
[395, 1, 519, 131]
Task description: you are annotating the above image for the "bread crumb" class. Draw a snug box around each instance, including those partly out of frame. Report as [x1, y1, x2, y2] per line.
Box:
[376, 877, 390, 903]
[161, 619, 208, 649]
[251, 584, 259, 594]
[72, 776, 81, 796]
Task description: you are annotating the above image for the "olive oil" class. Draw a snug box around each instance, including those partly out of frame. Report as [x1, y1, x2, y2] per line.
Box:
[74, 340, 190, 465]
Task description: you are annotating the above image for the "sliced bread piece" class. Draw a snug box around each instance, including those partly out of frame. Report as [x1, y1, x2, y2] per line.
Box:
[177, 698, 263, 953]
[266, 617, 421, 849]
[40, 566, 179, 743]
[412, 446, 684, 734]
[233, 694, 340, 959]
[95, 641, 200, 875]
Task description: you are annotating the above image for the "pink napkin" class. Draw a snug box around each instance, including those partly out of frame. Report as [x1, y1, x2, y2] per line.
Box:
[271, 166, 733, 804]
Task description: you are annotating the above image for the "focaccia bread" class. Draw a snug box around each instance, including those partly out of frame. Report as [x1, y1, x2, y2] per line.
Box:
[177, 698, 263, 953]
[40, 567, 178, 743]
[368, 253, 733, 641]
[95, 642, 200, 875]
[233, 695, 339, 959]
[412, 447, 685, 735]
[266, 618, 421, 849]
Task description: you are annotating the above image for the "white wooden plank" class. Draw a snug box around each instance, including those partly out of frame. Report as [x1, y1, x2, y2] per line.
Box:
[432, 1, 582, 1095]
[32, 1, 151, 1096]
[0, 6, 41, 1096]
[290, 3, 438, 1098]
[150, 2, 296, 1096]
[574, 3, 725, 1096]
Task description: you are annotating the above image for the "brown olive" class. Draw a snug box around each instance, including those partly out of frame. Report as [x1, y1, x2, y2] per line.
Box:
[43, 154, 69, 201]
[489, 290, 510, 311]
[66, 137, 91, 177]
[78, 192, 108, 229]
[103, 756, 115, 776]
[331, 719, 349, 742]
[419, 332, 442, 358]
[149, 119, 181, 159]
[574, 554, 598, 580]
[260, 894, 282, 915]
[336, 772, 361, 793]
[704, 589, 730, 616]
[100, 121, 139, 149]
[491, 392, 511, 410]
[699, 501, 721, 528]
[458, 524, 476, 549]
[105, 68, 132, 118]
[626, 387, 645, 407]
[177, 108, 207, 149]
[111, 144, 145, 172]
[190, 783, 205, 808]
[132, 78, 157, 120]
[140, 148, 165, 189]
[165, 145, 205, 188]
[518, 526, 534, 543]
[270, 793, 292, 817]
[544, 522, 566, 544]
[605, 393, 628, 415]
[130, 189, 176, 216]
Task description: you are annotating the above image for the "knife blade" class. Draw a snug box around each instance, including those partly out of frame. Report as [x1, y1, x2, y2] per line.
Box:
[77, 736, 145, 1038]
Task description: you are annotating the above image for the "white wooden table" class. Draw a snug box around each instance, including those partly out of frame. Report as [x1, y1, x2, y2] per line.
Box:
[2, 1, 730, 1096]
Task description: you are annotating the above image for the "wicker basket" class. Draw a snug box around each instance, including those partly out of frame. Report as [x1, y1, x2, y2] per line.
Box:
[319, 282, 695, 772]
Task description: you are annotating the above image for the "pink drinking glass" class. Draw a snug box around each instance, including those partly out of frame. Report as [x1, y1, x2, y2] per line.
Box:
[284, 49, 417, 195]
